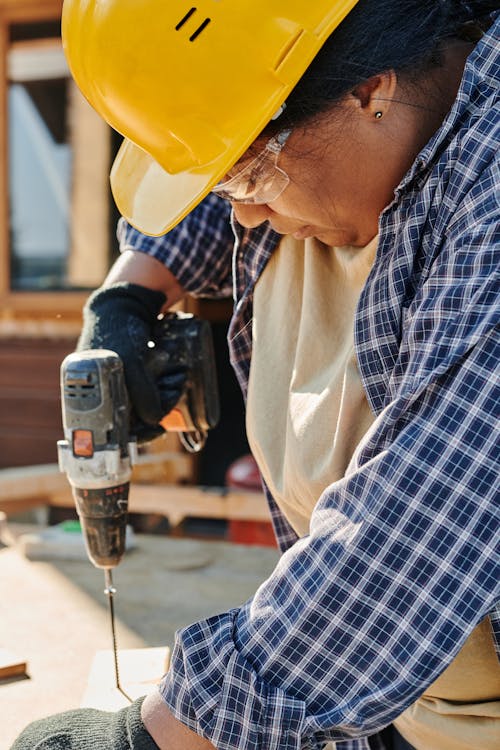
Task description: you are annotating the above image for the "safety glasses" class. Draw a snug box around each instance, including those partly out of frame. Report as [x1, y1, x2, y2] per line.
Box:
[212, 128, 293, 204]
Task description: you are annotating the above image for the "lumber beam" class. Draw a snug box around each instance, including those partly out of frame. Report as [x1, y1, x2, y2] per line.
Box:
[52, 483, 269, 527]
[0, 464, 269, 525]
[0, 464, 67, 511]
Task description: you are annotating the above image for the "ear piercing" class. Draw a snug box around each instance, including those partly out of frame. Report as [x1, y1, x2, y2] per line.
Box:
[375, 111, 383, 119]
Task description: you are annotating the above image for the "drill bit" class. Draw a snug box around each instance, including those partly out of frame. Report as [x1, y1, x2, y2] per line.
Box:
[104, 569, 132, 702]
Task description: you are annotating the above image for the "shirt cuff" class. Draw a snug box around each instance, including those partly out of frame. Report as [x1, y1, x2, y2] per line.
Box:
[159, 609, 310, 750]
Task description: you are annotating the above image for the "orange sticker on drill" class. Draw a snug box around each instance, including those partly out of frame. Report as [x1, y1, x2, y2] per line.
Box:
[73, 429, 94, 457]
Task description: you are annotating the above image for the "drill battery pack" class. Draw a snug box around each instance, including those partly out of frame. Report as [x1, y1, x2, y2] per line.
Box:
[149, 312, 220, 451]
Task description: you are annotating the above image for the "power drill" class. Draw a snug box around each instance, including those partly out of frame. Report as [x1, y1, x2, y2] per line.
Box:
[57, 312, 219, 692]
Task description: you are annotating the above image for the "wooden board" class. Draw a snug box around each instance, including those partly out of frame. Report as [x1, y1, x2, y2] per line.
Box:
[0, 462, 269, 524]
[0, 649, 27, 680]
[81, 647, 170, 711]
[0, 464, 67, 507]
[52, 483, 269, 527]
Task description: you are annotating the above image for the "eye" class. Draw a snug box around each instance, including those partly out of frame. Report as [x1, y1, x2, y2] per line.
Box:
[247, 167, 261, 189]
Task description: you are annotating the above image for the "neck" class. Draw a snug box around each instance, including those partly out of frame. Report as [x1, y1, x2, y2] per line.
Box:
[385, 38, 475, 183]
[410, 38, 475, 145]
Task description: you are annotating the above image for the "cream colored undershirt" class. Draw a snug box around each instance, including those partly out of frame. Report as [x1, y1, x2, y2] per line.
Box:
[395, 616, 500, 750]
[247, 234, 377, 537]
[246, 234, 500, 749]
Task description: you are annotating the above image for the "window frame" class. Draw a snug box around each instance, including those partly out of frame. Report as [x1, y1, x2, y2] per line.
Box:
[0, 0, 99, 320]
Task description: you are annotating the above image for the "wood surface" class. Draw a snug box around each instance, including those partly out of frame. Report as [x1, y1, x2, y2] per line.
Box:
[81, 647, 170, 710]
[0, 338, 76, 469]
[0, 529, 279, 749]
[0, 464, 68, 509]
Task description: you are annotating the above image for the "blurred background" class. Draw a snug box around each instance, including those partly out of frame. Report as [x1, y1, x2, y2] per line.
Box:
[0, 0, 266, 543]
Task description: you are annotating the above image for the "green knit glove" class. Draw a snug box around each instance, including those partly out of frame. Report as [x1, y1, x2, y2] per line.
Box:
[10, 697, 159, 750]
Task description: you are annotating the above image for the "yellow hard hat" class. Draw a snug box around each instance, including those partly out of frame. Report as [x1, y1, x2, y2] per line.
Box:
[62, 0, 360, 235]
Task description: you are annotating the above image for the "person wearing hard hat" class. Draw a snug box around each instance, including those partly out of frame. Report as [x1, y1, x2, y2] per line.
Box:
[11, 2, 499, 750]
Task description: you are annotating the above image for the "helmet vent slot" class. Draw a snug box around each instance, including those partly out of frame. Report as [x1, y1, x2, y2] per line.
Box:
[175, 8, 197, 30]
[190, 18, 211, 42]
[175, 8, 211, 41]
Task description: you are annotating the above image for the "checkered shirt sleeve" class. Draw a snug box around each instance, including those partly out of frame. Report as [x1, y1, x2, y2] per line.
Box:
[161, 317, 499, 749]
[117, 192, 234, 298]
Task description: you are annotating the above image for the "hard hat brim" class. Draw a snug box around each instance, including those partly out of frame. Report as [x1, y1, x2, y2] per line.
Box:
[111, 138, 223, 237]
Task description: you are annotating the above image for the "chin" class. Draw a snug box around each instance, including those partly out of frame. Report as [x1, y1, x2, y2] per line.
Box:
[314, 230, 354, 247]
[320, 228, 378, 248]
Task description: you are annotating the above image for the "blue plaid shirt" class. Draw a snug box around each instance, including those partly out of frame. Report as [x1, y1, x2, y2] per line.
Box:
[118, 17, 499, 750]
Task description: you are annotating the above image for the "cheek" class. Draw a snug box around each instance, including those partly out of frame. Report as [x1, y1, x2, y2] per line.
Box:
[283, 152, 340, 213]
[278, 174, 340, 224]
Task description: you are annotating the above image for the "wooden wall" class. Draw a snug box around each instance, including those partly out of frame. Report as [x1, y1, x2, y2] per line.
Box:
[0, 334, 76, 467]
[0, 1, 93, 471]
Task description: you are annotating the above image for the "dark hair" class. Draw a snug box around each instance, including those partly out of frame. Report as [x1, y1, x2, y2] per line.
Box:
[273, 0, 497, 130]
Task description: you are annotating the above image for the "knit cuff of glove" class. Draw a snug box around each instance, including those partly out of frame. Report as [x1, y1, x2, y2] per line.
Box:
[119, 697, 160, 750]
[85, 282, 167, 321]
[10, 697, 159, 750]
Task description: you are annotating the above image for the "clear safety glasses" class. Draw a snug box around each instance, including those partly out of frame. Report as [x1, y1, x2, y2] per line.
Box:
[212, 128, 293, 204]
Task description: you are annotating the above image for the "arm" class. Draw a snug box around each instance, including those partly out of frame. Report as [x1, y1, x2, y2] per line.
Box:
[142, 693, 215, 750]
[103, 249, 185, 312]
[77, 193, 234, 436]
[116, 192, 234, 300]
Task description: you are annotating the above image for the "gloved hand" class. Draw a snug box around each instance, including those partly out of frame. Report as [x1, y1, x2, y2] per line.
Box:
[10, 697, 159, 750]
[77, 282, 187, 443]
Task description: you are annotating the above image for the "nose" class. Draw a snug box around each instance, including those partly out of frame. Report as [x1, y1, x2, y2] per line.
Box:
[232, 203, 272, 228]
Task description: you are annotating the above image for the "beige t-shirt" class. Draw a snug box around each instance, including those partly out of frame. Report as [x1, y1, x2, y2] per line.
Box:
[246, 235, 500, 750]
[247, 234, 377, 536]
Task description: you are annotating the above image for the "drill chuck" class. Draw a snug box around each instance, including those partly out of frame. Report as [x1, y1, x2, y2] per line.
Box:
[72, 484, 129, 569]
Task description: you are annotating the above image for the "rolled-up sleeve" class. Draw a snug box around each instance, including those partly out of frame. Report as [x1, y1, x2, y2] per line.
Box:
[117, 193, 234, 298]
[160, 317, 499, 749]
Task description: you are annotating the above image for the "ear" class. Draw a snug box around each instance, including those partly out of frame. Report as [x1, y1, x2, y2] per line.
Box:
[350, 71, 398, 118]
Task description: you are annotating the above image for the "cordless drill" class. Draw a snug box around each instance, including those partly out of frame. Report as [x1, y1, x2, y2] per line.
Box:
[58, 311, 219, 567]
[57, 312, 219, 690]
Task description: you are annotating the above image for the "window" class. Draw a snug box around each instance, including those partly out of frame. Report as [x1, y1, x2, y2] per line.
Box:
[7, 23, 114, 293]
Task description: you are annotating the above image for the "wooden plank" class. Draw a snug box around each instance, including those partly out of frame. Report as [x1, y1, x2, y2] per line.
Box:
[0, 464, 269, 524]
[52, 483, 269, 526]
[0, 464, 67, 506]
[0, 649, 27, 680]
[132, 484, 269, 524]
[81, 647, 170, 711]
[0, 291, 88, 318]
[0, 1, 62, 24]
[68, 80, 110, 288]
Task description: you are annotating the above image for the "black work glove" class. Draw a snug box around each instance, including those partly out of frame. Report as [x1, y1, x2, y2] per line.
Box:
[10, 696, 159, 750]
[78, 282, 187, 443]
